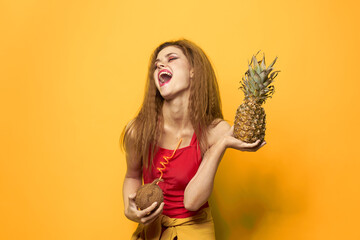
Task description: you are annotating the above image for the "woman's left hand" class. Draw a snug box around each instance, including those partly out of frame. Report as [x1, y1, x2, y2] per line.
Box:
[223, 126, 266, 152]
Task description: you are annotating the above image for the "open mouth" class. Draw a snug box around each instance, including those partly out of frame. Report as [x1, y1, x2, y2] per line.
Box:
[158, 70, 173, 86]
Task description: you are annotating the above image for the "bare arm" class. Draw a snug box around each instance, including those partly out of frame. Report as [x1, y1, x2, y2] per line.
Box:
[122, 147, 142, 217]
[183, 120, 266, 211]
[122, 127, 164, 225]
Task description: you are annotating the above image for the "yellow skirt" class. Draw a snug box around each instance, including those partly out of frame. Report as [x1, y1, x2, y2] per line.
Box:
[131, 207, 215, 240]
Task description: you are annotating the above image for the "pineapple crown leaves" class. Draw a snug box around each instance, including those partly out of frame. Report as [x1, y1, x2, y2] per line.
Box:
[239, 50, 280, 105]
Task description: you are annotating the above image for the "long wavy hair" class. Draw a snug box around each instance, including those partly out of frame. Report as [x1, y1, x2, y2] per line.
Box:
[120, 39, 223, 169]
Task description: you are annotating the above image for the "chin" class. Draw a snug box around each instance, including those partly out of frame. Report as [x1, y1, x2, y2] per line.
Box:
[159, 92, 174, 101]
[157, 84, 172, 99]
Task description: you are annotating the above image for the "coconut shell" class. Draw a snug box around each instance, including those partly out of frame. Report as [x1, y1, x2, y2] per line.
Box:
[135, 178, 163, 211]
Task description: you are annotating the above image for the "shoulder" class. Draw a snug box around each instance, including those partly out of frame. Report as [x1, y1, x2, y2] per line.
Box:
[206, 118, 231, 147]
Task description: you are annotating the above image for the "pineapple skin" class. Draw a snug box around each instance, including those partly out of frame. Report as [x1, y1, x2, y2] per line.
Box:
[234, 51, 279, 143]
[234, 97, 266, 143]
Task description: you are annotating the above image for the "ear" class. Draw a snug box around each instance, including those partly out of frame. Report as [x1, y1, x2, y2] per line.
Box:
[190, 68, 194, 78]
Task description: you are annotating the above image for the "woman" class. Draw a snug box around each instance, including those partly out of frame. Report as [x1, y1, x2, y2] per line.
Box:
[121, 39, 265, 239]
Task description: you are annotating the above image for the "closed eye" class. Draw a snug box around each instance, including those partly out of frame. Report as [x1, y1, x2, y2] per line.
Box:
[154, 57, 178, 69]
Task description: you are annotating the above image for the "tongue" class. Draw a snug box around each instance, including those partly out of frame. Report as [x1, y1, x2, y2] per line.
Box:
[161, 74, 172, 83]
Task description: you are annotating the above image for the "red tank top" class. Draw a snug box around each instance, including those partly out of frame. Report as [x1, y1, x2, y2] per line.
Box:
[143, 132, 209, 218]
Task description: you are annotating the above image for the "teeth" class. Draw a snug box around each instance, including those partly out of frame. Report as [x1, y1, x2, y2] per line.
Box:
[160, 71, 172, 77]
[159, 71, 172, 83]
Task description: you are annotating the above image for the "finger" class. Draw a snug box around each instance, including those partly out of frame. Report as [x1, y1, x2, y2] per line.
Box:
[128, 192, 136, 200]
[138, 201, 158, 218]
[249, 140, 267, 152]
[141, 202, 164, 225]
[128, 193, 138, 209]
[142, 203, 164, 225]
[128, 193, 137, 205]
[229, 125, 234, 136]
[257, 140, 266, 148]
[242, 139, 262, 148]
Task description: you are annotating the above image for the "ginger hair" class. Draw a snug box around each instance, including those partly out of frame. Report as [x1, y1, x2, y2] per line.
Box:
[120, 38, 223, 169]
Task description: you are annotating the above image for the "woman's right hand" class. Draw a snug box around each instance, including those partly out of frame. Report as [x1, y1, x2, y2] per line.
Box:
[125, 192, 165, 225]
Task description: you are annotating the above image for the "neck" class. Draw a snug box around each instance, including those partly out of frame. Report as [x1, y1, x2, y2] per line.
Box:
[162, 93, 192, 131]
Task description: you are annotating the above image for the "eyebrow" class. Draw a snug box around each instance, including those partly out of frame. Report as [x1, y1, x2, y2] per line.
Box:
[155, 53, 178, 63]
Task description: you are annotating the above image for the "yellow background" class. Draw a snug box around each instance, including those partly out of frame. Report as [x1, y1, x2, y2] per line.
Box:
[1, 0, 359, 239]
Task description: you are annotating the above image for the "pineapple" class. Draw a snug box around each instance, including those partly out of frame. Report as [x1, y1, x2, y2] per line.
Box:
[234, 51, 280, 143]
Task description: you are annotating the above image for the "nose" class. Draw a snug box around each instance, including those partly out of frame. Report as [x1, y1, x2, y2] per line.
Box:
[158, 62, 165, 68]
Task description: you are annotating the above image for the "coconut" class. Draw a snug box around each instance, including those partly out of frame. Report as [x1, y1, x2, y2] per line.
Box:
[135, 178, 163, 211]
